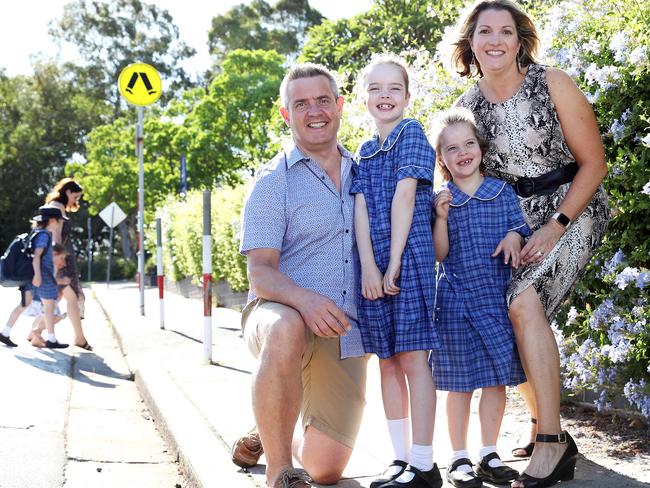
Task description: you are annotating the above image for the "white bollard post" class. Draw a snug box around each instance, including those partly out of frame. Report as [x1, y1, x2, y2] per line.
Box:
[202, 191, 212, 364]
[156, 218, 164, 330]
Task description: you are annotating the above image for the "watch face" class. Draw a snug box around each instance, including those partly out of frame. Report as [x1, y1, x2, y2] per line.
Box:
[555, 212, 570, 227]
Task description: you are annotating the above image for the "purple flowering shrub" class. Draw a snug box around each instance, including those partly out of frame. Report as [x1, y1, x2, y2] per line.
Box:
[538, 0, 650, 417]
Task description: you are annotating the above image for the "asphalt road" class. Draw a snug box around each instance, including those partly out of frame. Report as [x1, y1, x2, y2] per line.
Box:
[0, 285, 184, 488]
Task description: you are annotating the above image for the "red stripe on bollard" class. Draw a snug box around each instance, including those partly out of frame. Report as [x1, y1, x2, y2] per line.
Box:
[157, 275, 164, 299]
[203, 273, 212, 317]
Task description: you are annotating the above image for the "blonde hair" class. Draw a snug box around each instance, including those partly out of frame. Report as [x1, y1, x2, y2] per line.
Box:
[430, 107, 488, 181]
[357, 54, 410, 94]
[451, 0, 540, 78]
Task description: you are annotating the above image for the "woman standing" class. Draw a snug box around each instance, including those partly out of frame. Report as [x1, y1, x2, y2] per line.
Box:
[46, 177, 92, 350]
[450, 1, 609, 487]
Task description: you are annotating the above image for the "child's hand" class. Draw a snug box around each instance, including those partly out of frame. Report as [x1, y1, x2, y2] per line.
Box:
[492, 231, 523, 269]
[361, 262, 384, 301]
[383, 258, 401, 295]
[435, 189, 451, 220]
[32, 274, 42, 287]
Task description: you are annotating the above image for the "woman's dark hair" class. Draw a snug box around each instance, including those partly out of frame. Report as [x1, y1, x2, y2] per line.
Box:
[451, 0, 540, 78]
[46, 178, 83, 212]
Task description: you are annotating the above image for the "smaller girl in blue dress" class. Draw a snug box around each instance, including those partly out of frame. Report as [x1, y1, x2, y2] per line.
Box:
[351, 55, 441, 488]
[31, 205, 69, 349]
[431, 108, 529, 488]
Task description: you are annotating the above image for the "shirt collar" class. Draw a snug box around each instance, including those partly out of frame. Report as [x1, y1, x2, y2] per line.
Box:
[448, 176, 507, 207]
[358, 118, 417, 159]
[283, 140, 353, 169]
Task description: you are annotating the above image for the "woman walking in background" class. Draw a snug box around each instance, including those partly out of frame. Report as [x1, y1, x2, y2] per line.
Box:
[46, 177, 92, 350]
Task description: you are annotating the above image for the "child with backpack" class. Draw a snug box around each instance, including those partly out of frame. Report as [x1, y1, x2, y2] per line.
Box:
[0, 206, 69, 349]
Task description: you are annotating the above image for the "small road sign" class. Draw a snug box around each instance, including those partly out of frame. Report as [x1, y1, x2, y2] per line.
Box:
[118, 62, 162, 106]
[99, 202, 127, 229]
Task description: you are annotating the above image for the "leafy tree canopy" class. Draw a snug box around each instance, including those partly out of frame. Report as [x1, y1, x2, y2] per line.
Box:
[207, 0, 323, 65]
[49, 0, 196, 116]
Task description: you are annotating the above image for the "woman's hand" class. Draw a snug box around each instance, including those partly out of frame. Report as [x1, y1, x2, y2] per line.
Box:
[383, 257, 401, 295]
[361, 262, 385, 301]
[521, 222, 565, 264]
[492, 231, 524, 268]
[435, 189, 451, 220]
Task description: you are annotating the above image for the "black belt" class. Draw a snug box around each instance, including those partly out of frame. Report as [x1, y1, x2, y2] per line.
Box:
[513, 162, 579, 198]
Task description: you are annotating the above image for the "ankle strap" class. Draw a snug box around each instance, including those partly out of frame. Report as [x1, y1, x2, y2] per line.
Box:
[531, 417, 537, 424]
[480, 452, 500, 464]
[449, 458, 473, 472]
[535, 431, 568, 443]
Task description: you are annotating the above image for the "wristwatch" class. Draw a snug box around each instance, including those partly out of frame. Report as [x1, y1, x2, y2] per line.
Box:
[551, 212, 570, 228]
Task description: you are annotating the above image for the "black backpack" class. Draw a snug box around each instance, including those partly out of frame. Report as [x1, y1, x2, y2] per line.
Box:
[0, 230, 48, 287]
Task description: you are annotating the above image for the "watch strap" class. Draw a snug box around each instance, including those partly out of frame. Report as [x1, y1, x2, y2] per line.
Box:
[552, 212, 570, 227]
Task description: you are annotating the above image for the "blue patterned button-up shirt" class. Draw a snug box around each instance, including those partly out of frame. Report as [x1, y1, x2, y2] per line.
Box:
[240, 142, 363, 358]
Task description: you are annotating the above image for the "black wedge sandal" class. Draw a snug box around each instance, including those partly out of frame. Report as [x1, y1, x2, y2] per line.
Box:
[513, 431, 579, 488]
[512, 418, 537, 458]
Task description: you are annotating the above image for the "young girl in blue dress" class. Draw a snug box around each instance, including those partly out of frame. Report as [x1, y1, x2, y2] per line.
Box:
[31, 205, 69, 349]
[431, 108, 529, 488]
[351, 55, 441, 488]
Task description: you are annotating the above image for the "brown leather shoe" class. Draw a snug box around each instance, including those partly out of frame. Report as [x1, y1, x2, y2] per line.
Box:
[273, 468, 313, 488]
[231, 429, 263, 468]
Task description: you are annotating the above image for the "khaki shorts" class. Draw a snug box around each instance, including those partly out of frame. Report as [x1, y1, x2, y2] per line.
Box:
[241, 298, 368, 448]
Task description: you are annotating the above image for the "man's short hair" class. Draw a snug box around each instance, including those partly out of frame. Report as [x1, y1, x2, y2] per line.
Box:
[280, 63, 339, 107]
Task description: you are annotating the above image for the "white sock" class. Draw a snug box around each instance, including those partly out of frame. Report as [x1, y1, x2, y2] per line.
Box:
[47, 333, 57, 343]
[479, 445, 505, 467]
[387, 418, 411, 462]
[1, 326, 11, 337]
[450, 449, 473, 473]
[409, 443, 433, 472]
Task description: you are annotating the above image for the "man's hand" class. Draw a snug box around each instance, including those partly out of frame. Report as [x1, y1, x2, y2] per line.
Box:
[296, 290, 351, 337]
[361, 262, 384, 300]
[492, 231, 524, 268]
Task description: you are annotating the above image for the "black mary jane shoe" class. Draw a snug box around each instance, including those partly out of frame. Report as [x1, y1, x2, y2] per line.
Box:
[370, 460, 408, 488]
[475, 452, 518, 484]
[512, 418, 537, 458]
[446, 458, 482, 488]
[381, 464, 443, 488]
[512, 431, 579, 488]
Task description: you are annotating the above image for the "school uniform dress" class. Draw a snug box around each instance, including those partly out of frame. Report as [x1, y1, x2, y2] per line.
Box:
[31, 230, 57, 300]
[432, 177, 530, 392]
[351, 118, 439, 359]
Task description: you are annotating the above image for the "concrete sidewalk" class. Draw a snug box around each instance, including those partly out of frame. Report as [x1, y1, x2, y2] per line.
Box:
[91, 282, 648, 488]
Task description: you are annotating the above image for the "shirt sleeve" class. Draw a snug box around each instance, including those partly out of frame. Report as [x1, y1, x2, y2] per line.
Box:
[504, 185, 532, 238]
[395, 121, 436, 184]
[239, 169, 287, 255]
[349, 158, 368, 195]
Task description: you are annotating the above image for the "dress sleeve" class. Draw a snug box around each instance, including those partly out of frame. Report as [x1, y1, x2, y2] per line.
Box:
[349, 159, 368, 195]
[33, 231, 49, 250]
[239, 170, 287, 254]
[504, 185, 532, 238]
[395, 121, 435, 185]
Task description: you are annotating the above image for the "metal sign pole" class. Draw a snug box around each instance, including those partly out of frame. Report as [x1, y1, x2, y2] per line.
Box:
[156, 218, 164, 329]
[203, 190, 212, 364]
[137, 106, 145, 316]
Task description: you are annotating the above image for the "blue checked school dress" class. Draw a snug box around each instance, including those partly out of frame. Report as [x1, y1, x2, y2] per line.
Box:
[30, 230, 57, 300]
[351, 118, 439, 359]
[431, 177, 530, 391]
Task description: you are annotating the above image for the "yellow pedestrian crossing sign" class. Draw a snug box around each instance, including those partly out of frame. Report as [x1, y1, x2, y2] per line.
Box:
[118, 63, 162, 106]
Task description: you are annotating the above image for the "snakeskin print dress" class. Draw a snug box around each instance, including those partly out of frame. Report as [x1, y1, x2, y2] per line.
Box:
[459, 64, 610, 319]
[58, 219, 84, 298]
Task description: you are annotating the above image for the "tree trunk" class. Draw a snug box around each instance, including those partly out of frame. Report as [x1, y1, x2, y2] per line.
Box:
[118, 220, 134, 260]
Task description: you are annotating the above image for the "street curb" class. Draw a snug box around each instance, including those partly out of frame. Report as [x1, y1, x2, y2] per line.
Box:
[92, 285, 259, 488]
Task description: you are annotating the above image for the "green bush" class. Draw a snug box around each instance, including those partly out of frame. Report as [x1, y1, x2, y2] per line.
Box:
[149, 183, 250, 292]
[78, 257, 137, 282]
